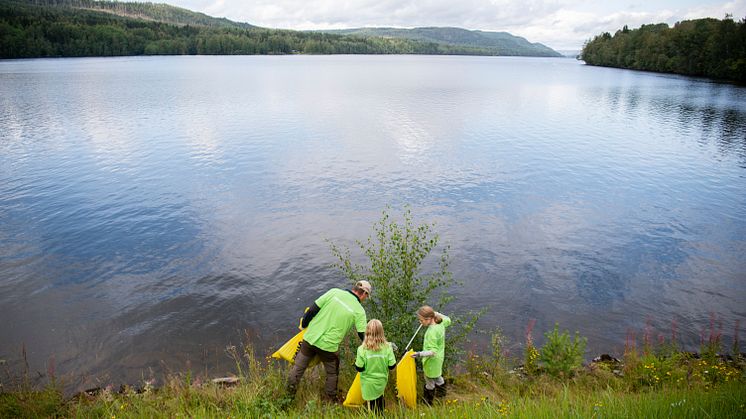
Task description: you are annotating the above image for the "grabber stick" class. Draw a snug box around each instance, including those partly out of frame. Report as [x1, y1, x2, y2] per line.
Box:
[404, 324, 423, 352]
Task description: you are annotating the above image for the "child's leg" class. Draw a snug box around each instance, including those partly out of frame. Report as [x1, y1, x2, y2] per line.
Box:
[425, 376, 443, 389]
[369, 395, 384, 414]
[433, 376, 446, 399]
[423, 377, 437, 404]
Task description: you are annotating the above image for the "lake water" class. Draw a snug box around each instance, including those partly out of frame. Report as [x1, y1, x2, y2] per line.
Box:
[1, 55, 745, 391]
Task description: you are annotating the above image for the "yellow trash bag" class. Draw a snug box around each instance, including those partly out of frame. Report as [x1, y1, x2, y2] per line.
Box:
[271, 307, 320, 367]
[271, 328, 306, 363]
[343, 372, 364, 408]
[396, 350, 417, 408]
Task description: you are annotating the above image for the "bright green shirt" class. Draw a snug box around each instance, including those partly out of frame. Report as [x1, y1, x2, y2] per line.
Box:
[421, 314, 451, 378]
[355, 343, 396, 400]
[303, 288, 367, 352]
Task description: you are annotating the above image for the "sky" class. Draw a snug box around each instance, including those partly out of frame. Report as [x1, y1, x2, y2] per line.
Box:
[166, 0, 746, 50]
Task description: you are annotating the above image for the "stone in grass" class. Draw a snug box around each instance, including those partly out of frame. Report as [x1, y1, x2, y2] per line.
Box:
[212, 376, 241, 387]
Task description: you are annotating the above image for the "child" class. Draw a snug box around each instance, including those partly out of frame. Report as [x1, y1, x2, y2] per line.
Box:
[411, 305, 451, 404]
[355, 319, 396, 414]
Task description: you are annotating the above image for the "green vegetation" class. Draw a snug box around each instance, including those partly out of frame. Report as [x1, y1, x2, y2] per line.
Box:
[0, 0, 560, 58]
[1, 210, 744, 416]
[329, 207, 481, 367]
[538, 324, 587, 378]
[2, 329, 744, 418]
[0, 0, 436, 57]
[322, 27, 562, 57]
[581, 16, 746, 82]
[25, 0, 256, 29]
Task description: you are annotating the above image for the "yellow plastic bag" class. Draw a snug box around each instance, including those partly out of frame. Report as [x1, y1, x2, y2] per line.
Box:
[271, 307, 320, 368]
[343, 372, 364, 408]
[271, 329, 306, 363]
[396, 350, 417, 408]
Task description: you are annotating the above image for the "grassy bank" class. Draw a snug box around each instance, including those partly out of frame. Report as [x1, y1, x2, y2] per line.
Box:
[2, 370, 745, 418]
[2, 340, 745, 418]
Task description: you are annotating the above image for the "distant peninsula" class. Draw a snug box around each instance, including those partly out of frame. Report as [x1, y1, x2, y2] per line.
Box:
[581, 17, 746, 82]
[0, 0, 562, 58]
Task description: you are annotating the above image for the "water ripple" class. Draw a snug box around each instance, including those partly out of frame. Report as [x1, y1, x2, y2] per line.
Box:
[1, 56, 745, 390]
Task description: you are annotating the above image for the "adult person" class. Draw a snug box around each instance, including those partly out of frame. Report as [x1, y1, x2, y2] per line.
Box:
[286, 280, 371, 402]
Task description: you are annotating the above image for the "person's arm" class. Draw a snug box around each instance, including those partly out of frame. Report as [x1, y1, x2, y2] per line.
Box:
[436, 312, 451, 327]
[412, 350, 435, 358]
[355, 347, 365, 372]
[301, 303, 320, 328]
[355, 309, 366, 342]
[302, 289, 334, 328]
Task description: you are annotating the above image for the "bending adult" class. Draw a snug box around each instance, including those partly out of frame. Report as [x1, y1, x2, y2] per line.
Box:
[286, 280, 371, 402]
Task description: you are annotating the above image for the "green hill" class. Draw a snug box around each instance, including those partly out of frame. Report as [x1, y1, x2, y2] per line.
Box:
[11, 0, 255, 29]
[0, 0, 562, 58]
[324, 27, 562, 57]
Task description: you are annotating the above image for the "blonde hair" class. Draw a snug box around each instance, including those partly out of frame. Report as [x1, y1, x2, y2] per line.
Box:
[363, 319, 388, 351]
[417, 305, 443, 324]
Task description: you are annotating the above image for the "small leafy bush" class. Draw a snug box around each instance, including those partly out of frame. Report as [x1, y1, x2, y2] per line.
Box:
[539, 323, 587, 378]
[329, 207, 481, 370]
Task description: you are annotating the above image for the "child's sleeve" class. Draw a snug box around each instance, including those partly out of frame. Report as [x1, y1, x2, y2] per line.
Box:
[355, 346, 365, 372]
[439, 313, 452, 328]
[387, 345, 396, 369]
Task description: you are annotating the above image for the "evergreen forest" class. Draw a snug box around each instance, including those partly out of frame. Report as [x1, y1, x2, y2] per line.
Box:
[581, 17, 746, 82]
[0, 0, 546, 58]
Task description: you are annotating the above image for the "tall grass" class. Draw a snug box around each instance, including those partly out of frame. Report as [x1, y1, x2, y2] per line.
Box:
[3, 331, 744, 418]
[3, 374, 744, 418]
[3, 313, 744, 417]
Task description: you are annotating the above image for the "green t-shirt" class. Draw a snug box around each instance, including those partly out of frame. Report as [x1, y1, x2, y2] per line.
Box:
[303, 288, 367, 352]
[421, 314, 451, 378]
[355, 343, 396, 400]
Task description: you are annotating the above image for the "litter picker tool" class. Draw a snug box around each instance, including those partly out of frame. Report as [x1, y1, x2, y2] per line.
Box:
[404, 323, 423, 352]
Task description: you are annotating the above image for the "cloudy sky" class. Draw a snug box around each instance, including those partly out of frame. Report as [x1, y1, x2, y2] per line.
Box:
[167, 0, 746, 50]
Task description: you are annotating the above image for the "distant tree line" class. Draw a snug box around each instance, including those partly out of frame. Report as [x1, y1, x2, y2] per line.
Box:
[0, 1, 509, 58]
[581, 17, 746, 82]
[18, 0, 256, 29]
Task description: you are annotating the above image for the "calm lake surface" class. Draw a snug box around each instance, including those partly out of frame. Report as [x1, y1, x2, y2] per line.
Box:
[1, 55, 745, 390]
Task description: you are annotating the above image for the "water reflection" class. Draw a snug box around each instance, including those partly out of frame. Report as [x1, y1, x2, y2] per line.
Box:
[1, 56, 745, 392]
[589, 73, 746, 167]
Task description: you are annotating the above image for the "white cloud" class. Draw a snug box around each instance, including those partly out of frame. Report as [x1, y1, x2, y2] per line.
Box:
[682, 0, 745, 20]
[165, 0, 746, 50]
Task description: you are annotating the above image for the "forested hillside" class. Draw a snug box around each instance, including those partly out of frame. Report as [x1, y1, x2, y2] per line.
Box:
[16, 0, 255, 29]
[54, 0, 255, 29]
[581, 17, 746, 82]
[0, 0, 560, 58]
[324, 27, 562, 57]
[0, 0, 426, 57]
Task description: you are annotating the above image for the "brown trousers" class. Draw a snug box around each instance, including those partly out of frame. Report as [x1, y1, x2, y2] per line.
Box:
[287, 340, 340, 399]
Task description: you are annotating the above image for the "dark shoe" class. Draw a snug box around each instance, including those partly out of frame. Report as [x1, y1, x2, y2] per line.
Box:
[285, 384, 297, 400]
[423, 387, 435, 405]
[434, 382, 447, 399]
[322, 392, 344, 405]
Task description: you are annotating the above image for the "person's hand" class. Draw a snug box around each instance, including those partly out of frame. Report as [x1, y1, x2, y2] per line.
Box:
[411, 352, 420, 358]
